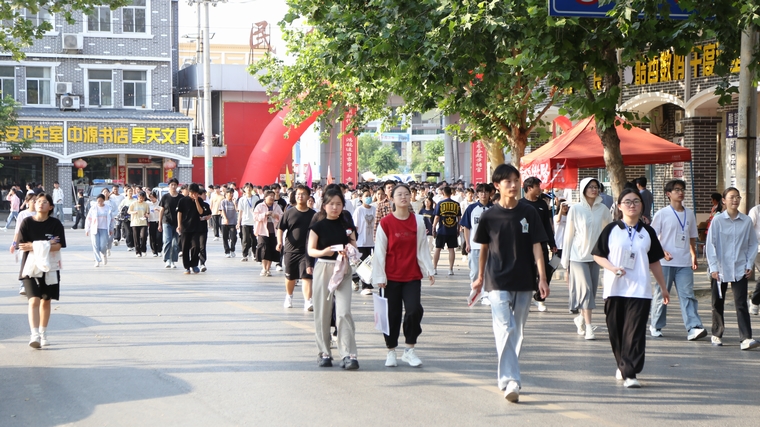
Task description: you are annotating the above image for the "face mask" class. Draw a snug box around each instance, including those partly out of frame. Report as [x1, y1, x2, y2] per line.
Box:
[364, 197, 372, 205]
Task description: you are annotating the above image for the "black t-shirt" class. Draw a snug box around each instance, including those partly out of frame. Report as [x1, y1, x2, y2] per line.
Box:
[279, 207, 317, 254]
[17, 216, 67, 280]
[159, 193, 184, 227]
[519, 198, 556, 249]
[309, 216, 355, 260]
[473, 202, 548, 292]
[198, 200, 212, 231]
[176, 196, 200, 233]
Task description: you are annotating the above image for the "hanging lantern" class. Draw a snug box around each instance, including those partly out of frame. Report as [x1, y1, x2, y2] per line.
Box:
[163, 158, 177, 179]
[73, 158, 87, 178]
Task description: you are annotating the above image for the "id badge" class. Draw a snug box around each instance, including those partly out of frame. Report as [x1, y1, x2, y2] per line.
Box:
[622, 249, 636, 269]
[675, 232, 686, 249]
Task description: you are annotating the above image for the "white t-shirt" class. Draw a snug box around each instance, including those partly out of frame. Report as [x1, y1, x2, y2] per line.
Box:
[237, 195, 258, 225]
[651, 206, 698, 267]
[352, 204, 376, 248]
[461, 201, 492, 251]
[554, 214, 567, 250]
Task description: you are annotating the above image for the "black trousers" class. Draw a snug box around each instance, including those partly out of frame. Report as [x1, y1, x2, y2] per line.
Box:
[383, 280, 424, 349]
[222, 224, 237, 254]
[181, 230, 201, 269]
[113, 220, 122, 240]
[149, 222, 162, 255]
[605, 297, 651, 380]
[121, 220, 134, 248]
[72, 209, 84, 229]
[211, 215, 221, 238]
[241, 225, 254, 258]
[131, 225, 148, 255]
[711, 277, 752, 341]
[198, 228, 208, 265]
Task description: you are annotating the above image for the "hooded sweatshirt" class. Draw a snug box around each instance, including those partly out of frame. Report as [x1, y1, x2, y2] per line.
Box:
[561, 177, 612, 268]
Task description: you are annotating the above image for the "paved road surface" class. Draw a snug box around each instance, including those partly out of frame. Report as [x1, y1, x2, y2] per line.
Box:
[1, 227, 758, 426]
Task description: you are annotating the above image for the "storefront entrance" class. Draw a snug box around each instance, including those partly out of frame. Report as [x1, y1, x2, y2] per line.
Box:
[127, 166, 162, 188]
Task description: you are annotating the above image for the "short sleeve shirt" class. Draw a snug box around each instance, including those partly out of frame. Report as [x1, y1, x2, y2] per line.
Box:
[176, 196, 200, 233]
[651, 206, 698, 267]
[279, 207, 317, 254]
[159, 193, 183, 227]
[473, 203, 547, 292]
[310, 217, 355, 260]
[434, 198, 461, 236]
[18, 216, 67, 280]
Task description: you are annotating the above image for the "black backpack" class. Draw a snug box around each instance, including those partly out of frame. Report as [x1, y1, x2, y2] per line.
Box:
[119, 205, 130, 221]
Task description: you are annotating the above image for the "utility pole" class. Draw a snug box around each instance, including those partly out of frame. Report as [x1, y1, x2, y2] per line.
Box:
[737, 26, 758, 212]
[188, 0, 225, 188]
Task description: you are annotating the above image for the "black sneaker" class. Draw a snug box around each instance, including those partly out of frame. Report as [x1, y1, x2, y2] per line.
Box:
[318, 355, 333, 367]
[340, 356, 359, 370]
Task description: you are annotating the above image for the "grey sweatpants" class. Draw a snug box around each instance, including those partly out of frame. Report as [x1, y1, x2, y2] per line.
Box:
[313, 259, 357, 359]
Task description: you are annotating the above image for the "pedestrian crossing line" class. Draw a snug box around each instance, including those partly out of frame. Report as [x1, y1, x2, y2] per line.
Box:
[428, 368, 623, 425]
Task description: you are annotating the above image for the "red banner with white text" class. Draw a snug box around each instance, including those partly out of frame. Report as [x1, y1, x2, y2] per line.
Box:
[341, 108, 358, 185]
[471, 141, 488, 184]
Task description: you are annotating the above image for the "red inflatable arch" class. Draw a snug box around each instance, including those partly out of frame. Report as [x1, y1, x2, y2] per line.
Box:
[240, 107, 322, 185]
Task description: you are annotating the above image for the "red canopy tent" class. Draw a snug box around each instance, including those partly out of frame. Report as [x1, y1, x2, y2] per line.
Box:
[520, 116, 692, 189]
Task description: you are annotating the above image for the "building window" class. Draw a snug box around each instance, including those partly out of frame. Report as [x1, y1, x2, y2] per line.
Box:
[88, 69, 112, 107]
[0, 66, 15, 100]
[26, 67, 50, 105]
[123, 0, 146, 33]
[24, 7, 54, 28]
[181, 97, 194, 111]
[87, 6, 111, 32]
[123, 70, 147, 107]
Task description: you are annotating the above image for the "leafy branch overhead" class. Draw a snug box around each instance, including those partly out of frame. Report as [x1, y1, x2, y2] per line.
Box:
[0, 96, 34, 168]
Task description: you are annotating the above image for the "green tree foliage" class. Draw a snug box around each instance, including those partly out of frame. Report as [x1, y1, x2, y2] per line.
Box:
[0, 96, 33, 168]
[358, 134, 381, 173]
[369, 144, 399, 176]
[0, 0, 127, 60]
[410, 138, 444, 175]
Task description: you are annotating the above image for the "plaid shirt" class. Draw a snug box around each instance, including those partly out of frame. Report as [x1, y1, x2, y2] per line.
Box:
[374, 199, 391, 236]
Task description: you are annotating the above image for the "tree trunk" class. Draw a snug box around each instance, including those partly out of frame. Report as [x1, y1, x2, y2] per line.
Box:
[597, 120, 626, 199]
[481, 137, 506, 176]
[508, 130, 529, 168]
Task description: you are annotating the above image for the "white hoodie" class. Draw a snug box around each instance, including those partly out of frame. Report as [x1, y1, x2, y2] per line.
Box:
[561, 177, 612, 268]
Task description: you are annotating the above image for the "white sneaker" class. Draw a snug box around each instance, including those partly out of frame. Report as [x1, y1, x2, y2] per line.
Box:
[352, 281, 360, 291]
[40, 332, 49, 347]
[360, 288, 373, 296]
[165, 261, 171, 269]
[276, 265, 283, 271]
[448, 270, 454, 276]
[265, 270, 272, 277]
[504, 381, 520, 402]
[304, 299, 313, 312]
[106, 249, 111, 257]
[113, 240, 119, 246]
[102, 252, 107, 265]
[740, 338, 760, 350]
[29, 334, 41, 349]
[260, 270, 266, 276]
[687, 328, 707, 341]
[94, 261, 100, 268]
[585, 325, 596, 340]
[213, 237, 219, 241]
[401, 348, 422, 367]
[624, 378, 641, 388]
[615, 369, 623, 380]
[241, 257, 248, 262]
[574, 315, 585, 335]
[231, 252, 236, 258]
[200, 264, 207, 272]
[711, 336, 723, 346]
[385, 350, 398, 367]
[225, 253, 231, 258]
[535, 301, 547, 312]
[171, 263, 177, 269]
[284, 295, 293, 308]
[650, 327, 663, 337]
[750, 302, 759, 315]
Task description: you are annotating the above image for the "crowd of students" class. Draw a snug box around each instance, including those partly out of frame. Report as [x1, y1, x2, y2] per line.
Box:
[8, 167, 760, 403]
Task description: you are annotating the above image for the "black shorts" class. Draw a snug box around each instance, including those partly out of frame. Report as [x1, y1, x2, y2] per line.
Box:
[435, 234, 459, 249]
[283, 251, 313, 280]
[23, 273, 60, 301]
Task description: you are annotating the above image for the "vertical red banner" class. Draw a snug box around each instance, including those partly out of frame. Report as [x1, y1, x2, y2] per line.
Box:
[341, 108, 358, 185]
[117, 166, 127, 183]
[471, 141, 488, 184]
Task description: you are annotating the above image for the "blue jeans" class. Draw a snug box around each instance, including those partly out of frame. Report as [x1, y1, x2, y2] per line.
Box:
[54, 204, 64, 222]
[467, 249, 480, 282]
[487, 290, 532, 390]
[91, 228, 109, 262]
[650, 266, 703, 332]
[4, 211, 18, 228]
[162, 223, 179, 263]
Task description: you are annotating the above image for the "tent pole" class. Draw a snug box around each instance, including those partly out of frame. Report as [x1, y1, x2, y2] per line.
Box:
[690, 161, 696, 213]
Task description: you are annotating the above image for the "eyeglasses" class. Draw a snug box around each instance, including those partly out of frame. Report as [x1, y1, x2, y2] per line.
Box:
[670, 188, 685, 193]
[621, 200, 642, 207]
[727, 196, 742, 201]
[586, 186, 599, 190]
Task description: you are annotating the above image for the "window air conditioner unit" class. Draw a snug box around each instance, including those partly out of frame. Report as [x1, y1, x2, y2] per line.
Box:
[674, 110, 684, 134]
[60, 95, 80, 110]
[62, 33, 83, 50]
[55, 82, 72, 95]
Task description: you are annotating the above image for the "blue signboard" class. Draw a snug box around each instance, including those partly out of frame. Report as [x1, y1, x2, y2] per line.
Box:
[549, 0, 691, 19]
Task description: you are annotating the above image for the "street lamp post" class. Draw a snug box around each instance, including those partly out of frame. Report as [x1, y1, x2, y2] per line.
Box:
[188, 0, 226, 188]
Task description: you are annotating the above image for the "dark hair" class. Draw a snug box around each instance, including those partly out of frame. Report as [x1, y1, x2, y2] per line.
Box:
[722, 187, 740, 199]
[623, 181, 638, 191]
[167, 178, 179, 185]
[391, 184, 411, 199]
[522, 176, 541, 192]
[54, 181, 59, 185]
[198, 188, 207, 195]
[137, 191, 147, 200]
[492, 164, 519, 183]
[442, 186, 452, 197]
[617, 188, 644, 207]
[36, 192, 55, 207]
[180, 184, 189, 191]
[636, 176, 648, 188]
[96, 194, 106, 201]
[188, 183, 200, 194]
[664, 179, 686, 195]
[315, 187, 347, 224]
[475, 183, 487, 193]
[295, 184, 311, 196]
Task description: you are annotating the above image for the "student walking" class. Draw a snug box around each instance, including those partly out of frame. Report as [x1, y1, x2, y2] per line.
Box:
[128, 191, 150, 257]
[561, 177, 612, 339]
[649, 180, 706, 341]
[432, 186, 461, 276]
[148, 192, 162, 257]
[72, 189, 85, 230]
[17, 192, 67, 348]
[253, 190, 283, 276]
[237, 183, 258, 262]
[352, 190, 376, 295]
[307, 187, 359, 370]
[158, 178, 183, 269]
[520, 177, 556, 312]
[461, 183, 494, 306]
[85, 194, 113, 267]
[277, 185, 316, 310]
[705, 187, 760, 350]
[471, 164, 549, 402]
[592, 188, 669, 388]
[176, 184, 204, 274]
[220, 189, 238, 257]
[373, 184, 435, 368]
